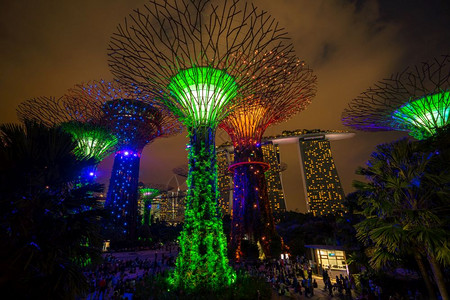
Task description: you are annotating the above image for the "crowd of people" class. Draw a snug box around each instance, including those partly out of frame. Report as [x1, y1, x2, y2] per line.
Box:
[234, 256, 355, 299]
[81, 246, 426, 300]
[82, 244, 177, 299]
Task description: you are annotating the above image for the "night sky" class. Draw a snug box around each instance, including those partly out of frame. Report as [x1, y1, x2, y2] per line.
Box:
[1, 0, 449, 211]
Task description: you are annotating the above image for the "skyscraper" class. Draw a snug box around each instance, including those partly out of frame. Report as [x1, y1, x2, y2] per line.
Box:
[262, 142, 286, 213]
[272, 129, 353, 216]
[217, 147, 233, 214]
[298, 138, 345, 216]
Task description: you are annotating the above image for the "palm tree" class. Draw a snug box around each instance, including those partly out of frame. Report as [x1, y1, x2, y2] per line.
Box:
[353, 138, 450, 300]
[0, 122, 104, 299]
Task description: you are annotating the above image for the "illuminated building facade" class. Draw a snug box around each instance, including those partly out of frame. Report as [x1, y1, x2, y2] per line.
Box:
[159, 191, 186, 225]
[262, 142, 286, 213]
[217, 148, 233, 214]
[298, 138, 345, 216]
[263, 129, 354, 216]
[138, 188, 186, 225]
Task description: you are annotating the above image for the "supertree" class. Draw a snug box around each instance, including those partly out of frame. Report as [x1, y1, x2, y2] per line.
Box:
[65, 80, 181, 239]
[342, 55, 450, 140]
[139, 187, 161, 226]
[220, 58, 316, 260]
[108, 0, 295, 290]
[16, 96, 117, 183]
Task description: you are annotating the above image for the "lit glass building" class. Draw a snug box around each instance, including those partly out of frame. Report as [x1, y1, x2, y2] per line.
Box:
[138, 188, 186, 225]
[217, 148, 233, 214]
[298, 138, 345, 216]
[271, 129, 353, 216]
[262, 142, 286, 213]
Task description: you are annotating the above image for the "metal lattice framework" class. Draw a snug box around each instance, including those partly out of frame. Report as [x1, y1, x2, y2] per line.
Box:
[220, 57, 316, 146]
[65, 80, 182, 150]
[108, 0, 296, 128]
[107, 0, 296, 291]
[16, 96, 117, 163]
[17, 96, 102, 127]
[219, 56, 316, 259]
[342, 55, 450, 140]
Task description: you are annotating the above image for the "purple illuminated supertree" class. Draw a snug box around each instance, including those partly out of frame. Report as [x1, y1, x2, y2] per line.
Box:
[16, 96, 118, 183]
[220, 56, 316, 259]
[107, 0, 295, 290]
[342, 55, 450, 140]
[66, 80, 181, 239]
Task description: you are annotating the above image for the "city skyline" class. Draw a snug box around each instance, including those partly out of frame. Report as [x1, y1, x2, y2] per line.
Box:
[1, 0, 449, 211]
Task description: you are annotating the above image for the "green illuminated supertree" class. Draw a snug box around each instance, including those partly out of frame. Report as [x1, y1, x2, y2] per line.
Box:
[16, 96, 117, 181]
[342, 55, 450, 140]
[108, 0, 294, 291]
[139, 187, 160, 225]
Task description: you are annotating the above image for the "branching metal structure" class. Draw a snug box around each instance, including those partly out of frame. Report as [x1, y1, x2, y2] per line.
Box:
[342, 55, 450, 140]
[16, 96, 117, 181]
[108, 0, 295, 290]
[66, 80, 181, 239]
[220, 57, 316, 259]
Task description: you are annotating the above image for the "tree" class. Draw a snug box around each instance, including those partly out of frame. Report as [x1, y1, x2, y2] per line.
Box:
[0, 122, 104, 299]
[353, 138, 450, 300]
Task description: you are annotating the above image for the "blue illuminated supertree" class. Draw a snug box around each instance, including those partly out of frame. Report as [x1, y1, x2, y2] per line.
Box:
[66, 80, 181, 239]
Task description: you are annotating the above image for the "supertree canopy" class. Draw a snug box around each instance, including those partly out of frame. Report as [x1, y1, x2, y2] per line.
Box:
[220, 58, 316, 260]
[342, 55, 450, 140]
[66, 80, 181, 239]
[16, 96, 117, 181]
[108, 0, 295, 291]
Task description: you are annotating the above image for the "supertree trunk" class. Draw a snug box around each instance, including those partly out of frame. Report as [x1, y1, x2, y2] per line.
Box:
[106, 149, 142, 240]
[171, 126, 234, 290]
[230, 144, 276, 259]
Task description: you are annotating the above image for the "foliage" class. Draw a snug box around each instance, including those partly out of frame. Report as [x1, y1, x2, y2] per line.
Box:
[135, 271, 271, 300]
[354, 138, 450, 267]
[352, 137, 450, 299]
[170, 128, 235, 291]
[0, 122, 104, 299]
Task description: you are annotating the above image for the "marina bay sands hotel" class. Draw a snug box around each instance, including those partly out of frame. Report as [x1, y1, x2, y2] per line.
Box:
[217, 129, 355, 216]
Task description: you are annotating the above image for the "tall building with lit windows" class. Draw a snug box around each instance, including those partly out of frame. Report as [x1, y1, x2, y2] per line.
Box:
[298, 139, 345, 216]
[217, 147, 233, 214]
[271, 129, 354, 216]
[262, 142, 286, 212]
[218, 129, 353, 216]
